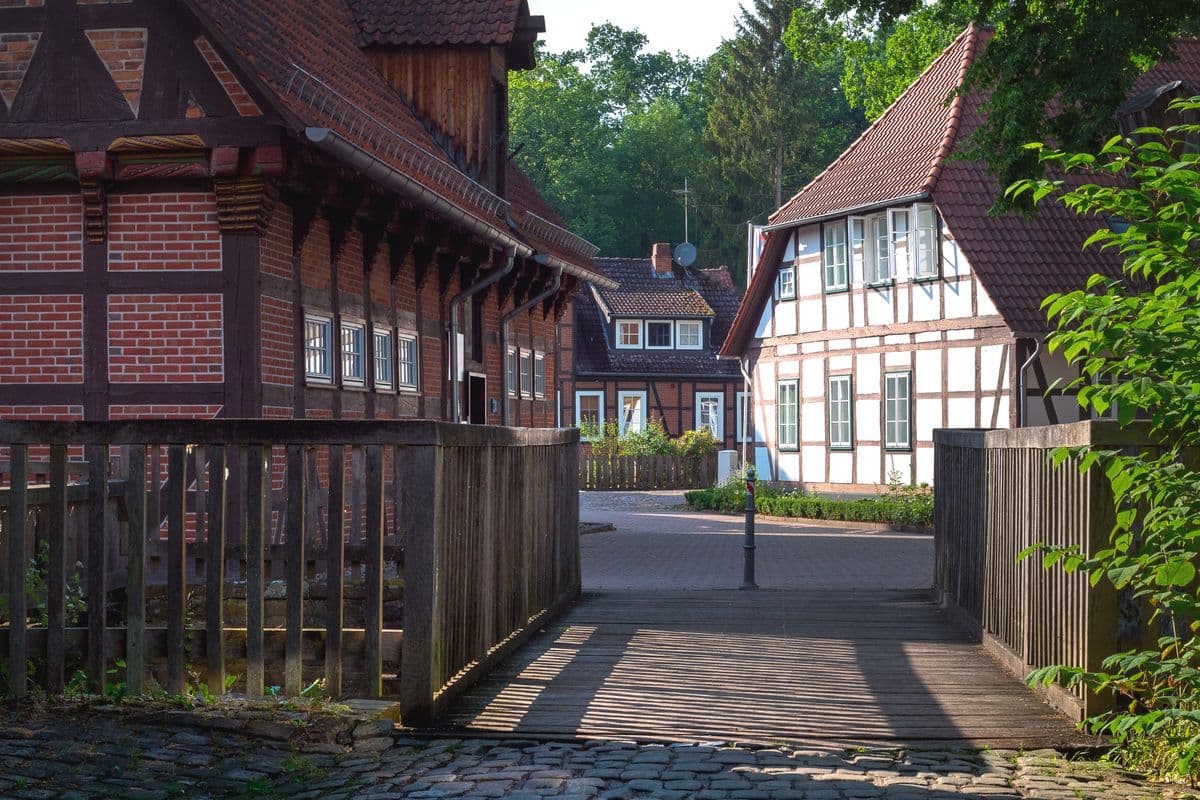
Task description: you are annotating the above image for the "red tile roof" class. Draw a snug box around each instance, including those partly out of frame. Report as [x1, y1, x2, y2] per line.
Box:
[721, 32, 1200, 354]
[348, 0, 524, 46]
[592, 258, 716, 318]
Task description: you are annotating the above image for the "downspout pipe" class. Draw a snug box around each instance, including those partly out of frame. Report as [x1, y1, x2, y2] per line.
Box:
[449, 247, 517, 424]
[304, 128, 534, 260]
[739, 356, 752, 470]
[501, 258, 562, 426]
[1017, 336, 1043, 428]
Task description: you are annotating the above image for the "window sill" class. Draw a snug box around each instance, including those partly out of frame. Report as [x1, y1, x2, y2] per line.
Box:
[778, 294, 797, 302]
[342, 382, 367, 392]
[823, 286, 849, 295]
[912, 274, 940, 284]
[884, 446, 914, 453]
[305, 377, 335, 389]
[828, 445, 855, 452]
[866, 279, 896, 289]
[777, 445, 799, 453]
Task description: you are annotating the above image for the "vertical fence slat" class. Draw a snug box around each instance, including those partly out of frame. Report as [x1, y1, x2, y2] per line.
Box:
[125, 445, 147, 696]
[399, 443, 441, 724]
[86, 445, 108, 694]
[245, 445, 268, 697]
[364, 444, 385, 699]
[45, 445, 67, 694]
[205, 446, 227, 695]
[284, 445, 306, 696]
[325, 445, 345, 698]
[166, 445, 187, 695]
[7, 445, 28, 698]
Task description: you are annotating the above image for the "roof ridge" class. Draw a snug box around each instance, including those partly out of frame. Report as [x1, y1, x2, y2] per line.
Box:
[768, 24, 976, 225]
[921, 24, 983, 194]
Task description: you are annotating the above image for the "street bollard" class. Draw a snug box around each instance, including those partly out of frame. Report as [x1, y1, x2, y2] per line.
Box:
[741, 467, 758, 590]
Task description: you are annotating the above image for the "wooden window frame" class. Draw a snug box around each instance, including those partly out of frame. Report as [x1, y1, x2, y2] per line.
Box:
[777, 380, 798, 452]
[303, 313, 333, 385]
[615, 319, 643, 349]
[828, 374, 854, 450]
[913, 203, 941, 280]
[519, 350, 533, 397]
[645, 320, 674, 350]
[372, 326, 394, 391]
[822, 221, 849, 292]
[617, 390, 647, 436]
[396, 332, 419, 392]
[505, 346, 518, 397]
[736, 390, 752, 444]
[534, 352, 546, 398]
[777, 262, 796, 300]
[575, 390, 604, 436]
[676, 320, 703, 349]
[695, 391, 724, 441]
[884, 371, 912, 451]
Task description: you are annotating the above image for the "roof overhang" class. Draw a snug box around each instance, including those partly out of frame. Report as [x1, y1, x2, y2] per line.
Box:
[765, 192, 931, 232]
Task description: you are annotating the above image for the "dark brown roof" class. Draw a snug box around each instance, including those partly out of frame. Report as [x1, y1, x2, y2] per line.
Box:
[593, 259, 716, 318]
[574, 259, 742, 378]
[722, 32, 1200, 354]
[347, 0, 524, 46]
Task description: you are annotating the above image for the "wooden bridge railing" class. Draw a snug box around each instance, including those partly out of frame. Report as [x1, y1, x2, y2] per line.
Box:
[0, 420, 580, 725]
[933, 421, 1148, 721]
[579, 451, 717, 490]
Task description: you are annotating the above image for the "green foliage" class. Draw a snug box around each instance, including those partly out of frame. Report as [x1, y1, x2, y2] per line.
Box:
[0, 542, 87, 628]
[581, 418, 720, 458]
[1011, 98, 1200, 783]
[821, 0, 1200, 194]
[684, 470, 933, 526]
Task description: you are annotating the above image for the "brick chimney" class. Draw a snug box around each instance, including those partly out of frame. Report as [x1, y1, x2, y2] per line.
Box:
[651, 242, 673, 275]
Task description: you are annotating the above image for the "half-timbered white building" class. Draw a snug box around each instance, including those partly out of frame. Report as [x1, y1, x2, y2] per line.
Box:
[719, 26, 1200, 491]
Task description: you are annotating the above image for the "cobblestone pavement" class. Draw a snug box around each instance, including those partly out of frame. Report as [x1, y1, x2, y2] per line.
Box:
[0, 714, 1193, 800]
[578, 491, 932, 591]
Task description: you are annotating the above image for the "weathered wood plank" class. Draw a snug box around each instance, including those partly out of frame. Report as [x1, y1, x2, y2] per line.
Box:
[399, 444, 440, 724]
[245, 446, 268, 697]
[45, 445, 68, 694]
[284, 445, 306, 696]
[205, 446, 227, 695]
[166, 445, 187, 695]
[125, 445, 147, 696]
[86, 445, 108, 694]
[7, 445, 28, 698]
[364, 444, 385, 699]
[326, 445, 346, 698]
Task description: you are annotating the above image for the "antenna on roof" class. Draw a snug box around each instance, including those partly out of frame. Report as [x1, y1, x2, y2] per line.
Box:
[673, 177, 697, 267]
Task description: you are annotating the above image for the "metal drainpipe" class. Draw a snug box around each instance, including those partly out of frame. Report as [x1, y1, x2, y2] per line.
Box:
[449, 246, 516, 424]
[502, 260, 562, 426]
[1017, 336, 1043, 428]
[739, 356, 753, 469]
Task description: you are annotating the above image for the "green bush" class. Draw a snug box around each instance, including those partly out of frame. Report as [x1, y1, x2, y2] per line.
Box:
[580, 417, 720, 458]
[684, 472, 933, 527]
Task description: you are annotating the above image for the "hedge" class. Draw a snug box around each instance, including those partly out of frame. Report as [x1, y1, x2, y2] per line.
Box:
[683, 480, 933, 528]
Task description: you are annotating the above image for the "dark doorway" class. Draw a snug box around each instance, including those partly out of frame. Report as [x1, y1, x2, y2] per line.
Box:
[467, 373, 487, 425]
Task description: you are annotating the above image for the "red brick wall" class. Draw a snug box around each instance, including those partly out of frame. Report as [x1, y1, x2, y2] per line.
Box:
[261, 294, 293, 387]
[109, 405, 223, 420]
[0, 295, 83, 383]
[0, 194, 82, 271]
[108, 193, 220, 271]
[0, 405, 82, 420]
[108, 294, 223, 383]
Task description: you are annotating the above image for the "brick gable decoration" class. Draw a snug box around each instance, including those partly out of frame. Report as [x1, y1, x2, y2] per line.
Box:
[84, 28, 148, 117]
[0, 32, 40, 111]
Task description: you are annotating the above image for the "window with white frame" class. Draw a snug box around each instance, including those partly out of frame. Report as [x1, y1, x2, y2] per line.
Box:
[373, 328, 393, 389]
[616, 319, 642, 348]
[777, 381, 798, 451]
[304, 314, 333, 383]
[777, 262, 796, 300]
[505, 347, 517, 397]
[913, 203, 939, 278]
[828, 375, 853, 449]
[884, 371, 911, 450]
[676, 320, 702, 349]
[341, 322, 366, 384]
[823, 221, 848, 291]
[891, 208, 911, 276]
[534, 353, 546, 398]
[519, 350, 533, 397]
[695, 391, 724, 440]
[646, 320, 673, 349]
[617, 390, 646, 435]
[736, 391, 752, 443]
[397, 333, 418, 390]
[867, 213, 891, 284]
[850, 217, 865, 282]
[575, 390, 603, 434]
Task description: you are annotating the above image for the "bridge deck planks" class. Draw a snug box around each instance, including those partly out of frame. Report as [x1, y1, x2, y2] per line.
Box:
[441, 589, 1092, 749]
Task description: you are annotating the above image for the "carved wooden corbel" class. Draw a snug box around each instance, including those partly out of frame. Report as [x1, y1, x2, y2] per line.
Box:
[75, 151, 111, 244]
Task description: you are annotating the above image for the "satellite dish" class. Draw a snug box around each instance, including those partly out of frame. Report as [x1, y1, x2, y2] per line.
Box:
[674, 241, 697, 268]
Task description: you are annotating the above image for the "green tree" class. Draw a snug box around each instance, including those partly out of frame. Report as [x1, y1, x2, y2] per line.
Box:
[821, 0, 1200, 191]
[1012, 98, 1200, 781]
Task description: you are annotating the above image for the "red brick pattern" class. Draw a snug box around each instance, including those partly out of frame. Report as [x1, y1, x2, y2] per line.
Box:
[338, 230, 363, 296]
[260, 203, 292, 278]
[0, 31, 40, 109]
[0, 295, 83, 383]
[0, 1, 45, 7]
[109, 405, 222, 420]
[108, 294, 223, 383]
[193, 35, 261, 116]
[0, 195, 83, 271]
[300, 220, 330, 290]
[84, 28, 147, 116]
[261, 295, 293, 386]
[263, 405, 293, 419]
[0, 405, 81, 420]
[108, 193, 221, 271]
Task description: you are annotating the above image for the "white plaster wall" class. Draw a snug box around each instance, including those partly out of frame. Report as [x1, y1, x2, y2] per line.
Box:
[856, 353, 880, 395]
[980, 344, 1008, 392]
[884, 350, 912, 369]
[944, 278, 973, 318]
[947, 397, 975, 428]
[915, 349, 944, 387]
[777, 452, 802, 482]
[826, 294, 849, 329]
[829, 452, 854, 483]
[802, 446, 825, 483]
[866, 287, 893, 326]
[755, 303, 772, 339]
[912, 281, 940, 321]
[858, 445, 881, 484]
[775, 302, 796, 336]
[977, 280, 1000, 317]
[915, 448, 935, 486]
[755, 445, 773, 479]
[801, 400, 824, 441]
[916, 398, 942, 441]
[885, 452, 913, 485]
[896, 284, 910, 322]
[947, 348, 976, 393]
[802, 358, 824, 394]
[942, 232, 969, 278]
[799, 299, 822, 333]
[857, 399, 880, 441]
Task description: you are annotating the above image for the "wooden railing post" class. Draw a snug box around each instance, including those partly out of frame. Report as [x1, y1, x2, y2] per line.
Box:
[125, 445, 147, 696]
[166, 445, 187, 695]
[85, 445, 108, 694]
[325, 445, 346, 698]
[205, 446, 226, 695]
[364, 444, 385, 699]
[46, 445, 68, 694]
[399, 443, 442, 725]
[244, 445, 268, 697]
[7, 444, 28, 698]
[284, 445, 306, 696]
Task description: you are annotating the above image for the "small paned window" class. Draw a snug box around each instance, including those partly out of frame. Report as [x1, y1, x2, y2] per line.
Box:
[885, 371, 912, 450]
[304, 315, 332, 383]
[576, 391, 603, 434]
[341, 322, 365, 384]
[618, 391, 646, 435]
[520, 350, 533, 397]
[914, 204, 940, 278]
[828, 375, 854, 449]
[736, 391, 752, 443]
[397, 334, 418, 390]
[777, 263, 796, 300]
[616, 319, 642, 348]
[777, 381, 798, 450]
[868, 213, 891, 284]
[506, 348, 517, 397]
[373, 329, 393, 389]
[891, 208, 911, 276]
[823, 222, 848, 291]
[534, 353, 546, 398]
[677, 320, 702, 349]
[695, 392, 724, 440]
[646, 321, 673, 348]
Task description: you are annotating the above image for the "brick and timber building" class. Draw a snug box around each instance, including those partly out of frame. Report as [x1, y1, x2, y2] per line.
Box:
[0, 0, 613, 428]
[559, 243, 745, 451]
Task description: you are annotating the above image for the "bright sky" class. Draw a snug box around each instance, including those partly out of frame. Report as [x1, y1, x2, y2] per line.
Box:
[533, 0, 747, 59]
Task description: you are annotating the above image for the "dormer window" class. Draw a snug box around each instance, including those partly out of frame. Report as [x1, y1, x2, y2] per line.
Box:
[646, 320, 673, 349]
[676, 320, 702, 349]
[616, 319, 642, 349]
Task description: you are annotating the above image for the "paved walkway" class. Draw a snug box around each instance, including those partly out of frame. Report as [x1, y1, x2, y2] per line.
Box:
[445, 492, 1083, 749]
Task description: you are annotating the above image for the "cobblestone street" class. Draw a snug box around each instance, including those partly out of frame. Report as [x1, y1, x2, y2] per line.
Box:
[0, 713, 1192, 800]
